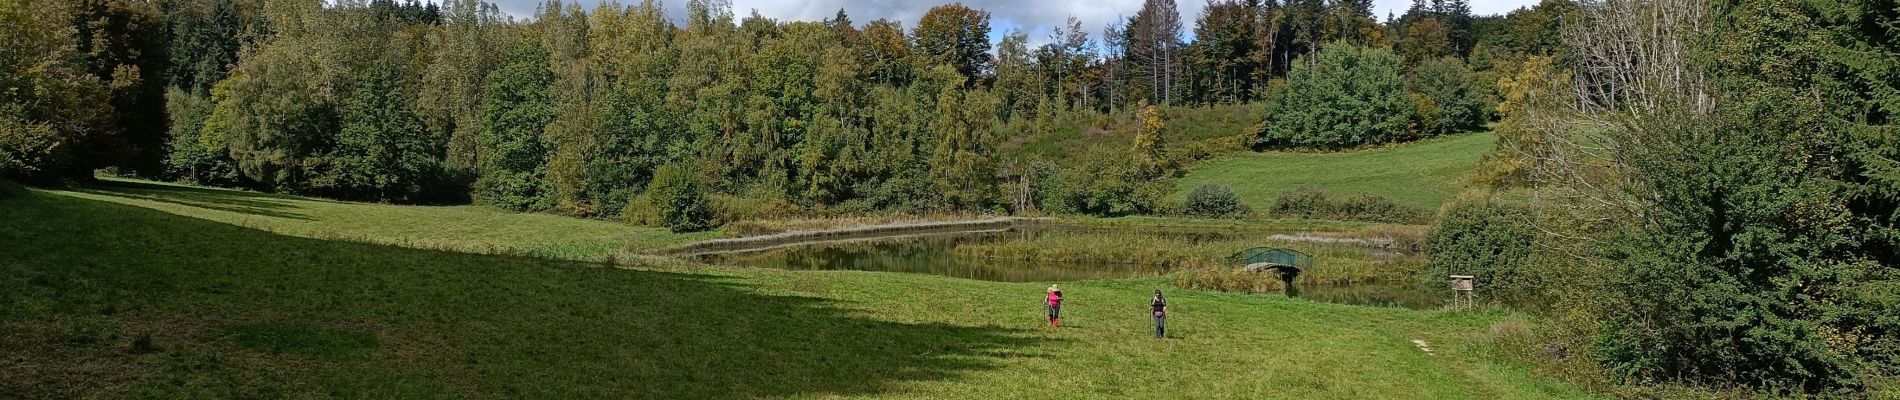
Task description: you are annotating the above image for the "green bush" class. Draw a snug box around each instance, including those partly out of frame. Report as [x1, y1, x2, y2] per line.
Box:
[1425, 197, 1534, 297]
[646, 164, 714, 233]
[1268, 188, 1425, 223]
[1407, 58, 1489, 136]
[1036, 148, 1171, 216]
[1256, 45, 1414, 150]
[1184, 182, 1248, 218]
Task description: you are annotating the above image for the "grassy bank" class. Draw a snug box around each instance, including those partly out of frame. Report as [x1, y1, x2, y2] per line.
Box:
[2, 188, 1593, 398]
[1176, 132, 1493, 211]
[51, 178, 717, 260]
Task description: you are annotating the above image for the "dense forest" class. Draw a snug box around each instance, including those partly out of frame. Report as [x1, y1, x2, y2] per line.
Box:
[2, 0, 1562, 225]
[4, 0, 1897, 395]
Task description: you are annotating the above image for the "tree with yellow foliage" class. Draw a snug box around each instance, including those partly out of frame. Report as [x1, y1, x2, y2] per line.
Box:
[1473, 55, 1566, 188]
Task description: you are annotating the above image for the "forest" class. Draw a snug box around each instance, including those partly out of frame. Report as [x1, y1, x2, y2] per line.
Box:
[4, 0, 1897, 396]
[2, 0, 1556, 227]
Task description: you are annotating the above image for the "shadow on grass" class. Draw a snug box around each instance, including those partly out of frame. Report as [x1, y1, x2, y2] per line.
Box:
[0, 192, 1053, 398]
[70, 179, 316, 221]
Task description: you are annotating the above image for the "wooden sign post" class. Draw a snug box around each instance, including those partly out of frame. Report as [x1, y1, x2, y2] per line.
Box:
[1449, 275, 1475, 310]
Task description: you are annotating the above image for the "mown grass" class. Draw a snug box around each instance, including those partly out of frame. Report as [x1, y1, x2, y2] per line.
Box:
[1, 188, 1595, 398]
[50, 178, 718, 260]
[1176, 132, 1495, 211]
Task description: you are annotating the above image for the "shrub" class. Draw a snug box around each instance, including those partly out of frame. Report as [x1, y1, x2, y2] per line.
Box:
[1174, 266, 1285, 294]
[1408, 57, 1489, 136]
[1425, 197, 1535, 298]
[1256, 45, 1414, 150]
[1268, 188, 1425, 223]
[1036, 148, 1172, 216]
[645, 164, 714, 233]
[1334, 194, 1419, 222]
[1184, 182, 1248, 218]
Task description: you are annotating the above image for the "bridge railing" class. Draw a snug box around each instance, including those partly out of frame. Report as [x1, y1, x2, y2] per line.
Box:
[1226, 247, 1312, 269]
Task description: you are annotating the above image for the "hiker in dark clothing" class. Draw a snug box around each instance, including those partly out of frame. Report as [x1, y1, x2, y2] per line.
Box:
[1151, 290, 1167, 339]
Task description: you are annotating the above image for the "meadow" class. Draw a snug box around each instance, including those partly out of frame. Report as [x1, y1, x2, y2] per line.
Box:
[0, 184, 1594, 399]
[1176, 132, 1495, 211]
[51, 178, 719, 261]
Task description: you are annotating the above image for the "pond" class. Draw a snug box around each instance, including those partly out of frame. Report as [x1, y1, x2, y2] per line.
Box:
[694, 227, 1448, 310]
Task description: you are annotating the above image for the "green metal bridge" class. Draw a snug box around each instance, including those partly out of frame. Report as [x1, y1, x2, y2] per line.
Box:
[1227, 247, 1312, 283]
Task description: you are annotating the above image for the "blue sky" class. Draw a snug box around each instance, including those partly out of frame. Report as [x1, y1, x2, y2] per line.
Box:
[481, 0, 1541, 47]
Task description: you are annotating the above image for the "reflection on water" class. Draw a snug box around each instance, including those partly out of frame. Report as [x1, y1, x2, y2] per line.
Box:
[697, 228, 1445, 310]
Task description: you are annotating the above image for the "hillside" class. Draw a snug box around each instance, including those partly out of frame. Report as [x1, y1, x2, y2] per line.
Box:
[54, 178, 718, 260]
[1175, 132, 1494, 211]
[1008, 103, 1262, 160]
[0, 186, 1593, 399]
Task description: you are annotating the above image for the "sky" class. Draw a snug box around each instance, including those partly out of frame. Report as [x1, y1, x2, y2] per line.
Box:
[482, 0, 1540, 46]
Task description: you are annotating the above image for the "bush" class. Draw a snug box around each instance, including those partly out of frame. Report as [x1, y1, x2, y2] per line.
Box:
[1036, 148, 1171, 216]
[1184, 182, 1248, 218]
[1408, 57, 1489, 136]
[1425, 197, 1535, 297]
[1268, 188, 1425, 223]
[1256, 45, 1414, 150]
[1174, 266, 1285, 294]
[645, 164, 714, 233]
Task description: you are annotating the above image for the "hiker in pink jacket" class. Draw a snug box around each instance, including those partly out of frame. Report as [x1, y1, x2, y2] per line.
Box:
[1046, 284, 1064, 328]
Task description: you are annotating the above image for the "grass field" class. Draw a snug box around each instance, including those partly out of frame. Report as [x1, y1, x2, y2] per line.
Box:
[1, 186, 1595, 398]
[1176, 132, 1495, 211]
[52, 178, 718, 260]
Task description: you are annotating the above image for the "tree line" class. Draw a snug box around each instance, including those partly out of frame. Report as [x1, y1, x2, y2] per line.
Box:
[2, 0, 1573, 226]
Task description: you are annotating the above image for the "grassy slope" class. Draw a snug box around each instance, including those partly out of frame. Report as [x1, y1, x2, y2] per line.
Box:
[54, 178, 717, 259]
[1176, 132, 1495, 211]
[1009, 103, 1260, 160]
[0, 187, 1594, 399]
